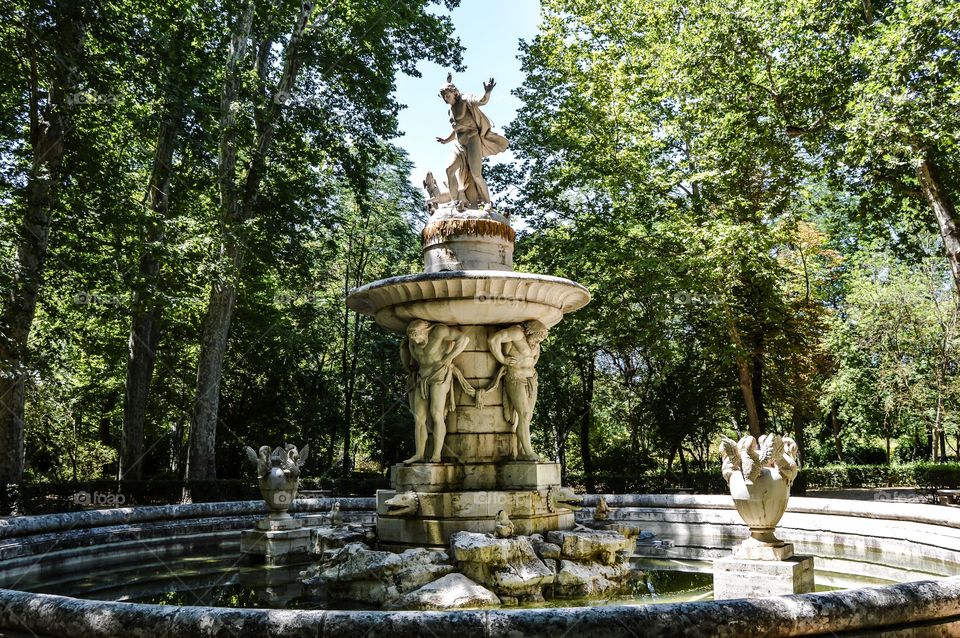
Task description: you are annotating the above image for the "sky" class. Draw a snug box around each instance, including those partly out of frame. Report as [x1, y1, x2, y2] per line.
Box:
[392, 0, 542, 190]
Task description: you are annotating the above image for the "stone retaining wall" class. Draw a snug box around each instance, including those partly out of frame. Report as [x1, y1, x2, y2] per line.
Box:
[0, 495, 957, 637]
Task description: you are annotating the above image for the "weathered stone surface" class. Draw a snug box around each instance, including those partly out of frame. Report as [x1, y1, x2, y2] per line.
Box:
[555, 559, 630, 597]
[538, 542, 561, 560]
[387, 573, 501, 610]
[451, 532, 554, 598]
[301, 543, 453, 605]
[451, 531, 521, 564]
[497, 462, 561, 489]
[546, 529, 635, 564]
[309, 524, 372, 555]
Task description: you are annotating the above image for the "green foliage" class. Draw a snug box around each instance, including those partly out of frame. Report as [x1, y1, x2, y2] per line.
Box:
[3, 0, 960, 492]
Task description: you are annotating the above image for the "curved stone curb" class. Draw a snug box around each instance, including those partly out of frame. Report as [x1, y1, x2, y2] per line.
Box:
[1, 578, 959, 638]
[1, 496, 959, 636]
[579, 494, 960, 529]
[0, 498, 376, 540]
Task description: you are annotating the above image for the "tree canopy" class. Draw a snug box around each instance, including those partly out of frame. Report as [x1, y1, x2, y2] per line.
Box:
[1, 0, 959, 490]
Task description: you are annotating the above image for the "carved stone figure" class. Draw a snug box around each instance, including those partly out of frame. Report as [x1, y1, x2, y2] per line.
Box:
[331, 501, 343, 526]
[720, 433, 800, 557]
[548, 486, 583, 512]
[594, 495, 610, 521]
[489, 320, 548, 461]
[494, 510, 514, 538]
[435, 73, 509, 209]
[402, 320, 471, 463]
[245, 443, 309, 530]
[384, 491, 420, 516]
[423, 171, 452, 214]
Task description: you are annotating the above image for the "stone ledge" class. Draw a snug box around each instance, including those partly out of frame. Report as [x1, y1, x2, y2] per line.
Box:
[3, 577, 960, 637]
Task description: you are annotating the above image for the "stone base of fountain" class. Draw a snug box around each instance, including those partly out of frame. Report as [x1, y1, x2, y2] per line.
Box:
[377, 461, 578, 549]
[713, 554, 815, 599]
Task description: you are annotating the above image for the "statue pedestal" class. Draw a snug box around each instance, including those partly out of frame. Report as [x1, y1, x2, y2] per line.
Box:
[378, 460, 576, 549]
[240, 527, 312, 563]
[712, 554, 815, 599]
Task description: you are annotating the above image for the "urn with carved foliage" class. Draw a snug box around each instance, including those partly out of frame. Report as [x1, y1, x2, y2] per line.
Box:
[720, 434, 799, 559]
[245, 444, 309, 531]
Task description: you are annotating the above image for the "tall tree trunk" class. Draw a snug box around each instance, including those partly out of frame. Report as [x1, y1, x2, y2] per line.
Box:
[791, 403, 805, 463]
[750, 338, 766, 432]
[0, 2, 82, 484]
[121, 74, 185, 480]
[829, 402, 844, 463]
[185, 0, 254, 482]
[186, 1, 314, 480]
[915, 150, 960, 293]
[727, 319, 762, 438]
[579, 355, 596, 493]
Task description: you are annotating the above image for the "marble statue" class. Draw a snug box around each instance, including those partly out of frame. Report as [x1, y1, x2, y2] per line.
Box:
[402, 319, 471, 463]
[435, 73, 509, 209]
[244, 443, 309, 530]
[720, 433, 800, 556]
[489, 320, 548, 461]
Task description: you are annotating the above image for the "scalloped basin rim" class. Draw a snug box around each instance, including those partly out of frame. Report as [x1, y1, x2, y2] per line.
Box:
[346, 271, 591, 333]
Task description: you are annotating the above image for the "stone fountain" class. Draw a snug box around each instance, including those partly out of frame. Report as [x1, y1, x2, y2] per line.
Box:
[346, 73, 590, 550]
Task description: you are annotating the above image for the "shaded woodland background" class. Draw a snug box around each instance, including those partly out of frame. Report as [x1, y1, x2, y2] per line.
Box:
[1, 0, 959, 493]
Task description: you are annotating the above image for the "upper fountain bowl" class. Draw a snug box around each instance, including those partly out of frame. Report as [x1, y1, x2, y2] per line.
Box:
[346, 270, 590, 333]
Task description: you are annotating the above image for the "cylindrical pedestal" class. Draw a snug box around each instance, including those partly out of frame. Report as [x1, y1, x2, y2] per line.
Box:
[422, 210, 515, 273]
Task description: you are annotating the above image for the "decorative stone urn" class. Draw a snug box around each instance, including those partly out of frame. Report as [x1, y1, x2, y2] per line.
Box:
[244, 444, 309, 531]
[720, 434, 799, 560]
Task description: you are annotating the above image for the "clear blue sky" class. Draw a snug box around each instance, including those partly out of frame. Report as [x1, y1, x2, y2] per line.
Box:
[392, 0, 542, 189]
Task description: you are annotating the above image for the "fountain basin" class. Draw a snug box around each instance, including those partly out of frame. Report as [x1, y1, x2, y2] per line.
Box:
[346, 271, 590, 333]
[1, 495, 959, 636]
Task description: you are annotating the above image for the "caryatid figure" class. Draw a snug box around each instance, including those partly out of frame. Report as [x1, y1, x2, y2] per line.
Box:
[435, 73, 509, 209]
[401, 320, 470, 464]
[488, 320, 548, 461]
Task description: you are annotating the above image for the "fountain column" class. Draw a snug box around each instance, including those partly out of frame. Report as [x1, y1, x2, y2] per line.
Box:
[347, 208, 589, 549]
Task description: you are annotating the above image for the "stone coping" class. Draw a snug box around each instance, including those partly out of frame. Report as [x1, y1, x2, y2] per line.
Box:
[0, 498, 375, 540]
[0, 578, 958, 637]
[579, 493, 960, 529]
[0, 495, 958, 636]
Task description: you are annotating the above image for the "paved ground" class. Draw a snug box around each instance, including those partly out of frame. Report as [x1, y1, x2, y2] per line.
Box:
[805, 487, 927, 503]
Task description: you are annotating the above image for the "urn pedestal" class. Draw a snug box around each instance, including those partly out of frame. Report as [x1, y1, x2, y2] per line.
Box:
[714, 434, 815, 599]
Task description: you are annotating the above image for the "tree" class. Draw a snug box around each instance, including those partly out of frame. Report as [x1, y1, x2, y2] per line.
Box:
[0, 0, 84, 483]
[186, 0, 463, 480]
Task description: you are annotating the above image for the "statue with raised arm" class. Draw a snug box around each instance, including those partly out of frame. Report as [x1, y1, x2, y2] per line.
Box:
[401, 320, 471, 463]
[435, 73, 509, 210]
[488, 320, 548, 461]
